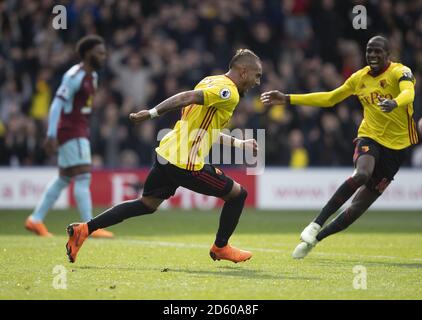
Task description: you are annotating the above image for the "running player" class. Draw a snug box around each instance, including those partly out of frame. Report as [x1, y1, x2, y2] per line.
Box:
[25, 35, 113, 238]
[66, 49, 262, 263]
[261, 36, 418, 258]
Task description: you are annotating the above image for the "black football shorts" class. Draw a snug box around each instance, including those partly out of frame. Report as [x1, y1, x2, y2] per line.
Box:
[353, 137, 408, 194]
[142, 155, 234, 199]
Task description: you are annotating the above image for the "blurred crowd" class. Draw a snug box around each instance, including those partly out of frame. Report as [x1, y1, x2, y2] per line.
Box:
[0, 0, 421, 169]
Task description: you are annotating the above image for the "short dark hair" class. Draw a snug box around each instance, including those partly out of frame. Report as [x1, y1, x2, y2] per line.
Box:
[229, 49, 260, 69]
[368, 35, 390, 53]
[76, 35, 105, 59]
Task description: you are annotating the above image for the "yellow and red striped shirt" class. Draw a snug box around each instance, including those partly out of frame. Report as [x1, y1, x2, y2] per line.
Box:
[290, 62, 418, 149]
[156, 75, 240, 170]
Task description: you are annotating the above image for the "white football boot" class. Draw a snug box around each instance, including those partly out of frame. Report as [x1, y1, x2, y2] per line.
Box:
[292, 222, 322, 259]
[292, 241, 317, 259]
[300, 222, 321, 245]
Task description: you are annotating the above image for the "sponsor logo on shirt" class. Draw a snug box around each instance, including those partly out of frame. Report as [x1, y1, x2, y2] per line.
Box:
[379, 79, 387, 88]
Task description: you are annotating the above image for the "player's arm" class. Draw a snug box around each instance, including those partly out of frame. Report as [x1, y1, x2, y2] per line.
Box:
[45, 75, 77, 155]
[129, 90, 204, 124]
[261, 83, 353, 108]
[378, 66, 416, 113]
[395, 80, 415, 106]
[378, 81, 415, 113]
[219, 132, 258, 152]
[44, 96, 64, 154]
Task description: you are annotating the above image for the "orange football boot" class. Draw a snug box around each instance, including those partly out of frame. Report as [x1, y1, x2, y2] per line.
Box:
[65, 223, 89, 263]
[25, 217, 53, 237]
[90, 228, 114, 238]
[209, 243, 252, 263]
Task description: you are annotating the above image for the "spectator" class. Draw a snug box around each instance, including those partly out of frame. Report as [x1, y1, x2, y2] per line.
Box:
[0, 0, 420, 168]
[108, 47, 152, 106]
[288, 129, 309, 168]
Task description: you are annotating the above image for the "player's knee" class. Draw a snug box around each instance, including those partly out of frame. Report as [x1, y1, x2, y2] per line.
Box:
[227, 186, 248, 203]
[239, 187, 248, 201]
[73, 173, 91, 195]
[352, 171, 371, 186]
[138, 198, 158, 214]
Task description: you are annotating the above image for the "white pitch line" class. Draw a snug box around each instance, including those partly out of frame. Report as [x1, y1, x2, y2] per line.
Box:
[92, 239, 422, 263]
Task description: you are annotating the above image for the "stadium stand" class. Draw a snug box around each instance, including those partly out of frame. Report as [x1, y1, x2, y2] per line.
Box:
[0, 0, 420, 168]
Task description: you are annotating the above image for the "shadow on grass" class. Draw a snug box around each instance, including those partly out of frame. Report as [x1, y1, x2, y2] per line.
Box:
[75, 265, 141, 272]
[74, 264, 321, 281]
[313, 258, 422, 269]
[355, 261, 422, 269]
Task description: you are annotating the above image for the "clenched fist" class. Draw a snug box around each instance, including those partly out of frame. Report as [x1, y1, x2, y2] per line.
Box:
[129, 110, 151, 124]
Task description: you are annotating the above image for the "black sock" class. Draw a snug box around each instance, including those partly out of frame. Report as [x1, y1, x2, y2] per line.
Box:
[87, 199, 155, 234]
[316, 208, 364, 241]
[314, 177, 361, 227]
[214, 188, 248, 248]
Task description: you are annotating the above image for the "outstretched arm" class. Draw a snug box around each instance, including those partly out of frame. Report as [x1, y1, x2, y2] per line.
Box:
[261, 82, 353, 108]
[219, 132, 258, 152]
[129, 90, 204, 124]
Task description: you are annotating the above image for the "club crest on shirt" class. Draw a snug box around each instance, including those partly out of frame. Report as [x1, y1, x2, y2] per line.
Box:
[362, 146, 370, 153]
[220, 88, 231, 99]
[379, 79, 387, 88]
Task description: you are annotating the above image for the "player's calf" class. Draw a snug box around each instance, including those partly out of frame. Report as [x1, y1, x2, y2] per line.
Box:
[214, 187, 248, 248]
[86, 199, 156, 234]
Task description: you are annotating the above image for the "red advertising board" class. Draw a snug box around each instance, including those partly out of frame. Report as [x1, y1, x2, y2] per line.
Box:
[69, 168, 256, 209]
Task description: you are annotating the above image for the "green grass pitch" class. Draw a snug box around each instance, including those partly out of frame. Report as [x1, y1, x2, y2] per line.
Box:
[1, 209, 421, 300]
